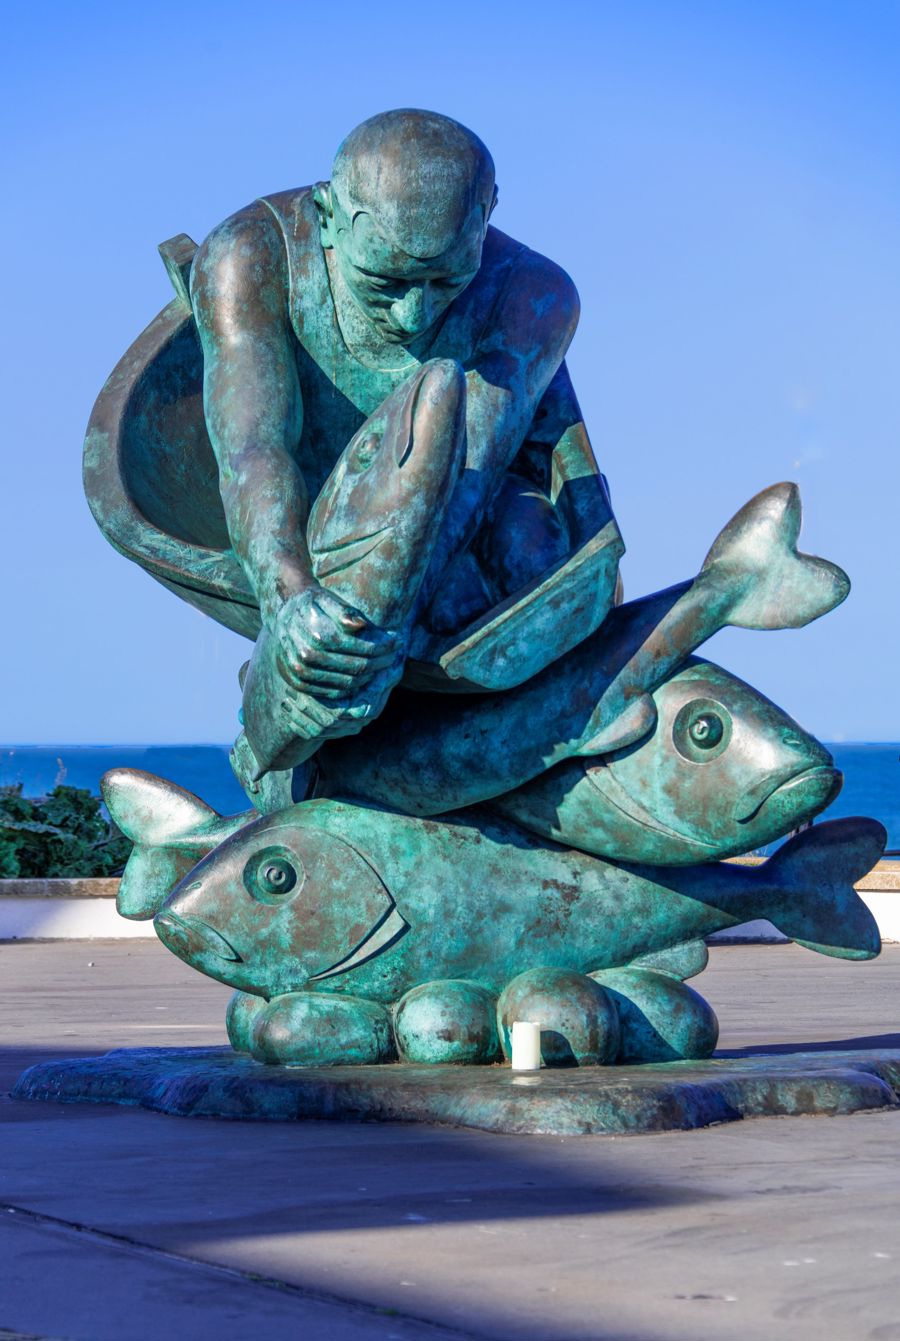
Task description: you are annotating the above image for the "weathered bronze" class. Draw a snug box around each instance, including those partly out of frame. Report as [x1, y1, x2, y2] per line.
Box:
[80, 108, 884, 1075]
[102, 773, 882, 1067]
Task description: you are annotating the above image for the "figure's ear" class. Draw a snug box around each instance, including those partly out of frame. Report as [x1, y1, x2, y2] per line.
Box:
[312, 181, 335, 247]
[486, 183, 499, 227]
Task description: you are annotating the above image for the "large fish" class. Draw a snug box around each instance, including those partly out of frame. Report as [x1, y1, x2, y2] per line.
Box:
[102, 771, 882, 1002]
[489, 657, 842, 864]
[317, 482, 849, 822]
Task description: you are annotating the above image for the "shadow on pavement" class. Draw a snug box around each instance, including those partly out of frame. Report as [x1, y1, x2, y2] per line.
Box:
[1, 1048, 680, 1341]
[1, 1045, 719, 1229]
[716, 1032, 900, 1057]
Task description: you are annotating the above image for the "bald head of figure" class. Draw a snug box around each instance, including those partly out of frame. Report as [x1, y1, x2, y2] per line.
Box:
[332, 109, 496, 259]
[314, 109, 498, 345]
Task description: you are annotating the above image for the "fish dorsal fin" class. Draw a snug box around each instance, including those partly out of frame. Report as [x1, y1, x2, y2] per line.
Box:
[628, 940, 709, 981]
[101, 769, 220, 846]
[574, 693, 657, 758]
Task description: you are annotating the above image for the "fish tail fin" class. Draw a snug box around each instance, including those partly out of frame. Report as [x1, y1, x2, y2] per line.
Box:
[701, 482, 850, 630]
[759, 817, 884, 959]
[101, 769, 225, 921]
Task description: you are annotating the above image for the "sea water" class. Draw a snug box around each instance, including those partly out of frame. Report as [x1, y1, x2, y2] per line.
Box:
[1, 742, 898, 854]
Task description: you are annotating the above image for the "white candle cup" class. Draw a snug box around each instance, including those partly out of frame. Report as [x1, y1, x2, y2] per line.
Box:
[511, 1020, 542, 1071]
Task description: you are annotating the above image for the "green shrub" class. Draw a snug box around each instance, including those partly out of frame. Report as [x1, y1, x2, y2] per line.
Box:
[0, 784, 132, 879]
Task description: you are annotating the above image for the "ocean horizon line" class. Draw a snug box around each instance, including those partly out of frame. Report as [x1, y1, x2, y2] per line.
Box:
[1, 742, 898, 848]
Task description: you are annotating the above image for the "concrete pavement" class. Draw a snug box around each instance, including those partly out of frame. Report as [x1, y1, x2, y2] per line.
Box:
[1, 940, 899, 1340]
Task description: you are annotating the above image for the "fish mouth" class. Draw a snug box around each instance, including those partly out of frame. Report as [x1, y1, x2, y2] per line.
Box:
[154, 912, 243, 964]
[736, 765, 843, 825]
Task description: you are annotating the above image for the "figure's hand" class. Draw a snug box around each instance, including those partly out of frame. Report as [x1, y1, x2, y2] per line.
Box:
[272, 586, 401, 700]
[277, 686, 372, 744]
[278, 657, 405, 745]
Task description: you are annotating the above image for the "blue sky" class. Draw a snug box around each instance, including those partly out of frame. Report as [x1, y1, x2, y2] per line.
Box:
[2, 1, 898, 742]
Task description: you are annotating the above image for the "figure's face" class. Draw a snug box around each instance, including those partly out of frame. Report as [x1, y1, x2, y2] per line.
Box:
[325, 188, 486, 345]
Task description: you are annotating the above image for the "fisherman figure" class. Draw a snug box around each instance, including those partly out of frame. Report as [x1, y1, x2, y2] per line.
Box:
[189, 108, 620, 797]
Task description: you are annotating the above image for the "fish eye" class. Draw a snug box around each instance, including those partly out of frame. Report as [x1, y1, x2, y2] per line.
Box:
[689, 714, 723, 748]
[261, 859, 294, 893]
[673, 698, 732, 763]
[243, 846, 303, 904]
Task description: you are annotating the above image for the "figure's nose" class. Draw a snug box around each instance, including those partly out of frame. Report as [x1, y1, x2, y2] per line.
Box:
[391, 286, 431, 334]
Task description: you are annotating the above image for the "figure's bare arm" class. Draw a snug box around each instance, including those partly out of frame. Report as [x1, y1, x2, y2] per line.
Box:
[191, 206, 397, 698]
[427, 251, 581, 588]
[192, 204, 310, 622]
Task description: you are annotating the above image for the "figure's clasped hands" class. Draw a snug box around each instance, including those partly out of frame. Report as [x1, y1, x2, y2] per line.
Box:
[272, 586, 404, 742]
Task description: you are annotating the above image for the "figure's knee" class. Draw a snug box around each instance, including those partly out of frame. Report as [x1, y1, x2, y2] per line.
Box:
[424, 473, 572, 635]
[477, 473, 570, 599]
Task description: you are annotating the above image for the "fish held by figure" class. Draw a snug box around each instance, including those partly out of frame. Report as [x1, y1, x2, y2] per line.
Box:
[239, 358, 467, 781]
[102, 770, 883, 1007]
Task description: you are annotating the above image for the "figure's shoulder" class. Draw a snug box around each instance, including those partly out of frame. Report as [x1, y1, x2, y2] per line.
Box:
[259, 185, 316, 231]
[191, 191, 312, 314]
[476, 227, 580, 347]
[483, 227, 577, 295]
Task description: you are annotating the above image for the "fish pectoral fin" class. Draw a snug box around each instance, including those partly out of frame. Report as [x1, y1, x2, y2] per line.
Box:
[309, 906, 410, 982]
[574, 693, 657, 758]
[626, 940, 709, 981]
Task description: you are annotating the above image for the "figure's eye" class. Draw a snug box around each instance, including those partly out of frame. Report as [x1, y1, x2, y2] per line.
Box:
[243, 847, 303, 904]
[355, 269, 402, 294]
[673, 699, 732, 762]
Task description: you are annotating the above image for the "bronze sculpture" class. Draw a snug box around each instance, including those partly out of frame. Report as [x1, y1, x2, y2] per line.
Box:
[80, 108, 883, 1073]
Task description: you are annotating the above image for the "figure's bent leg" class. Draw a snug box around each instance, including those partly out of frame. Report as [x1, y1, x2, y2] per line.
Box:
[238, 359, 467, 791]
[424, 473, 571, 635]
[476, 473, 571, 601]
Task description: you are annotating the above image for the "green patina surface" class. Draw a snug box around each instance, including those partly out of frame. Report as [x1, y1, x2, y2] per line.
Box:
[70, 108, 886, 1083]
[13, 1047, 900, 1136]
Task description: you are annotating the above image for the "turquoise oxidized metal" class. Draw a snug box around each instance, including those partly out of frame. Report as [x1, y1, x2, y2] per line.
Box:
[82, 109, 885, 1072]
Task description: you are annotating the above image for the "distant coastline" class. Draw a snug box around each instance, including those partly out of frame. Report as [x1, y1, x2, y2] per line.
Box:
[1, 742, 898, 854]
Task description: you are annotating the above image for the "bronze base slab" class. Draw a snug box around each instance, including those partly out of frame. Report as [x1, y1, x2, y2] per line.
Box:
[12, 1046, 900, 1136]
